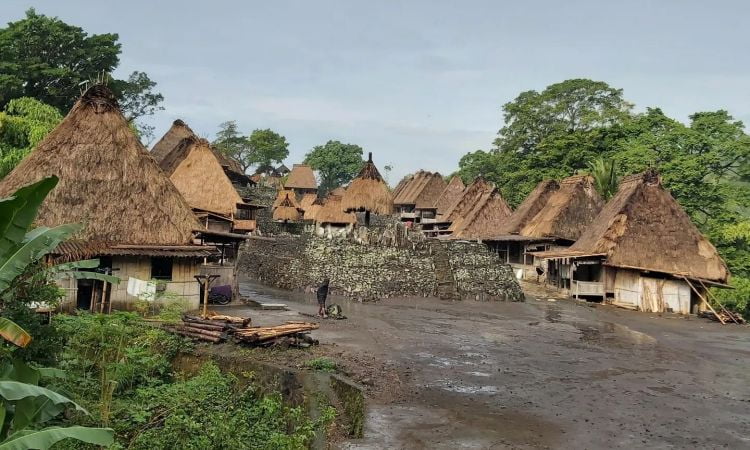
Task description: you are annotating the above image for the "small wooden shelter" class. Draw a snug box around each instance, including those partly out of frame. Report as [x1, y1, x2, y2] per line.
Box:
[535, 170, 729, 314]
[341, 152, 393, 226]
[392, 171, 447, 224]
[0, 85, 214, 312]
[284, 164, 318, 197]
[315, 194, 357, 237]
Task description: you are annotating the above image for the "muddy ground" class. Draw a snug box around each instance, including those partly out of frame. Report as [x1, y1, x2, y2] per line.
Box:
[216, 279, 750, 449]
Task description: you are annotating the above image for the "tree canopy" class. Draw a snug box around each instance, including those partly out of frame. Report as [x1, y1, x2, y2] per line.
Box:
[304, 140, 364, 194]
[0, 9, 162, 141]
[212, 122, 289, 173]
[0, 97, 62, 179]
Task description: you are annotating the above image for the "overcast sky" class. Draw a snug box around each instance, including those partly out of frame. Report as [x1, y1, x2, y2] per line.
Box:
[2, 1, 749, 183]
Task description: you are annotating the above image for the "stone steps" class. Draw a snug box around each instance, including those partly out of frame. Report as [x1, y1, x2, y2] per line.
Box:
[431, 242, 458, 300]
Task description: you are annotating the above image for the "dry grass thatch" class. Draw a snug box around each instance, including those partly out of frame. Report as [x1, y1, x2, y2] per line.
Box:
[563, 170, 729, 282]
[159, 136, 243, 217]
[303, 197, 325, 221]
[449, 186, 512, 239]
[272, 191, 302, 222]
[392, 170, 447, 209]
[273, 189, 301, 209]
[440, 177, 494, 223]
[329, 186, 346, 196]
[520, 175, 603, 241]
[495, 179, 559, 236]
[299, 192, 319, 211]
[0, 85, 200, 245]
[435, 176, 465, 214]
[341, 153, 393, 215]
[151, 119, 195, 162]
[316, 194, 357, 224]
[285, 164, 317, 190]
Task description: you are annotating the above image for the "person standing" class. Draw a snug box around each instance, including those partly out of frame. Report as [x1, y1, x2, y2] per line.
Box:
[317, 277, 330, 318]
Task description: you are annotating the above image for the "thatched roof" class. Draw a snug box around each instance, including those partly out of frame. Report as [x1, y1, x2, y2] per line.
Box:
[520, 175, 603, 242]
[151, 119, 195, 162]
[0, 85, 200, 247]
[299, 193, 319, 211]
[540, 170, 729, 282]
[159, 136, 243, 217]
[272, 191, 302, 222]
[285, 164, 317, 190]
[449, 185, 512, 240]
[392, 170, 447, 209]
[493, 180, 559, 236]
[435, 176, 465, 214]
[391, 175, 411, 201]
[303, 197, 325, 221]
[341, 153, 393, 215]
[277, 164, 290, 174]
[273, 189, 301, 209]
[440, 177, 494, 223]
[316, 194, 357, 225]
[329, 186, 346, 196]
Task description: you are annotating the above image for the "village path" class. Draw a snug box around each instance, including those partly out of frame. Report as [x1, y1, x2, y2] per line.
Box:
[228, 278, 750, 449]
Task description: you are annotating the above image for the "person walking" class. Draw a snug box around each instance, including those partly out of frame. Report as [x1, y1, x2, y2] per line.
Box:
[317, 277, 330, 318]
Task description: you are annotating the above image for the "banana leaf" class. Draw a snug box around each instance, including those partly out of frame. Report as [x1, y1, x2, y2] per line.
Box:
[0, 426, 114, 450]
[0, 381, 87, 414]
[0, 319, 31, 348]
[0, 177, 58, 262]
[0, 224, 81, 295]
[48, 259, 121, 285]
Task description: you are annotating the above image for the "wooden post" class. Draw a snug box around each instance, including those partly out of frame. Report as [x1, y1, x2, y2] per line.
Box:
[365, 210, 371, 227]
[698, 279, 740, 324]
[202, 280, 209, 319]
[683, 277, 724, 324]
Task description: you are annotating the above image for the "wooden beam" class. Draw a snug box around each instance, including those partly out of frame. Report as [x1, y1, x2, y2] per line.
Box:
[697, 279, 740, 325]
[682, 277, 724, 324]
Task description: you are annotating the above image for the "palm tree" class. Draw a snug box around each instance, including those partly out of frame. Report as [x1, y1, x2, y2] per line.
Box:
[587, 157, 618, 200]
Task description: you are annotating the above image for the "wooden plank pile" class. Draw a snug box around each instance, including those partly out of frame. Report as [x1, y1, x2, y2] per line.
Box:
[699, 310, 746, 324]
[163, 314, 319, 347]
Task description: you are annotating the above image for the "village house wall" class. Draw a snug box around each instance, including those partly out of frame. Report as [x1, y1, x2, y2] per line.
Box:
[58, 256, 202, 312]
[238, 234, 523, 301]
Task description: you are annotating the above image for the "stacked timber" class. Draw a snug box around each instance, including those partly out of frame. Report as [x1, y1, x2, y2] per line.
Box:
[163, 314, 319, 346]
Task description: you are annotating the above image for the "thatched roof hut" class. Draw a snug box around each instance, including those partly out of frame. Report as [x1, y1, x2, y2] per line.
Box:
[0, 85, 201, 252]
[341, 153, 393, 220]
[329, 186, 346, 197]
[272, 191, 303, 222]
[273, 189, 300, 209]
[539, 170, 729, 282]
[285, 164, 317, 191]
[392, 170, 447, 210]
[159, 136, 243, 217]
[448, 185, 512, 240]
[151, 120, 250, 186]
[299, 192, 319, 211]
[434, 176, 465, 215]
[440, 177, 494, 223]
[316, 195, 357, 225]
[520, 175, 603, 242]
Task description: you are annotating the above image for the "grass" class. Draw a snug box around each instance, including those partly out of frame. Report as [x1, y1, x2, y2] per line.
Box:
[305, 357, 337, 373]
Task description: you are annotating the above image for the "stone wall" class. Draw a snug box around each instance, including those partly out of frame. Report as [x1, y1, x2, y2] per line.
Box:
[238, 231, 523, 302]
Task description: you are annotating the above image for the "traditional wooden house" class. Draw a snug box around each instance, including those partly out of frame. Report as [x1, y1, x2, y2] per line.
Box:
[421, 176, 465, 236]
[151, 120, 252, 189]
[341, 153, 393, 226]
[0, 85, 214, 312]
[392, 171, 447, 224]
[486, 176, 603, 279]
[535, 170, 729, 315]
[316, 194, 357, 238]
[272, 190, 303, 223]
[284, 164, 318, 198]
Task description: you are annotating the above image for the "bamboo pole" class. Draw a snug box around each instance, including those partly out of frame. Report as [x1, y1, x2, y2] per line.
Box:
[698, 279, 740, 324]
[683, 277, 724, 324]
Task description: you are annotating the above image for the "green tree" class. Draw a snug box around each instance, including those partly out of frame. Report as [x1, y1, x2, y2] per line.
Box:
[304, 140, 364, 194]
[0, 97, 62, 179]
[247, 128, 289, 169]
[212, 121, 252, 172]
[585, 157, 618, 200]
[0, 9, 162, 140]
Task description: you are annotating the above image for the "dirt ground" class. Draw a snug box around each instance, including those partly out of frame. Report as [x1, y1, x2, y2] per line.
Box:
[218, 278, 750, 449]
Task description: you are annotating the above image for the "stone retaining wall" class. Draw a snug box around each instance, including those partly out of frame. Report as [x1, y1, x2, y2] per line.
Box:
[238, 233, 523, 302]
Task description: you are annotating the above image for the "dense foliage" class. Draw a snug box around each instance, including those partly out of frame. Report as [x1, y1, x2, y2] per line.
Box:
[0, 9, 163, 143]
[213, 122, 289, 173]
[456, 78, 750, 316]
[0, 97, 62, 178]
[304, 140, 364, 194]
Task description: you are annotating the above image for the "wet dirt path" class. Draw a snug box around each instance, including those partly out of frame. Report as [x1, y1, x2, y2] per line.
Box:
[232, 279, 750, 449]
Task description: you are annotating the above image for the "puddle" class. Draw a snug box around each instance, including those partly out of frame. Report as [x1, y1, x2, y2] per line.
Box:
[466, 371, 492, 377]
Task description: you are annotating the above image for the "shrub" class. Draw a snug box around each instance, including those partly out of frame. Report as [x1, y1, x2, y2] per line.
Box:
[712, 276, 750, 319]
[305, 357, 337, 373]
